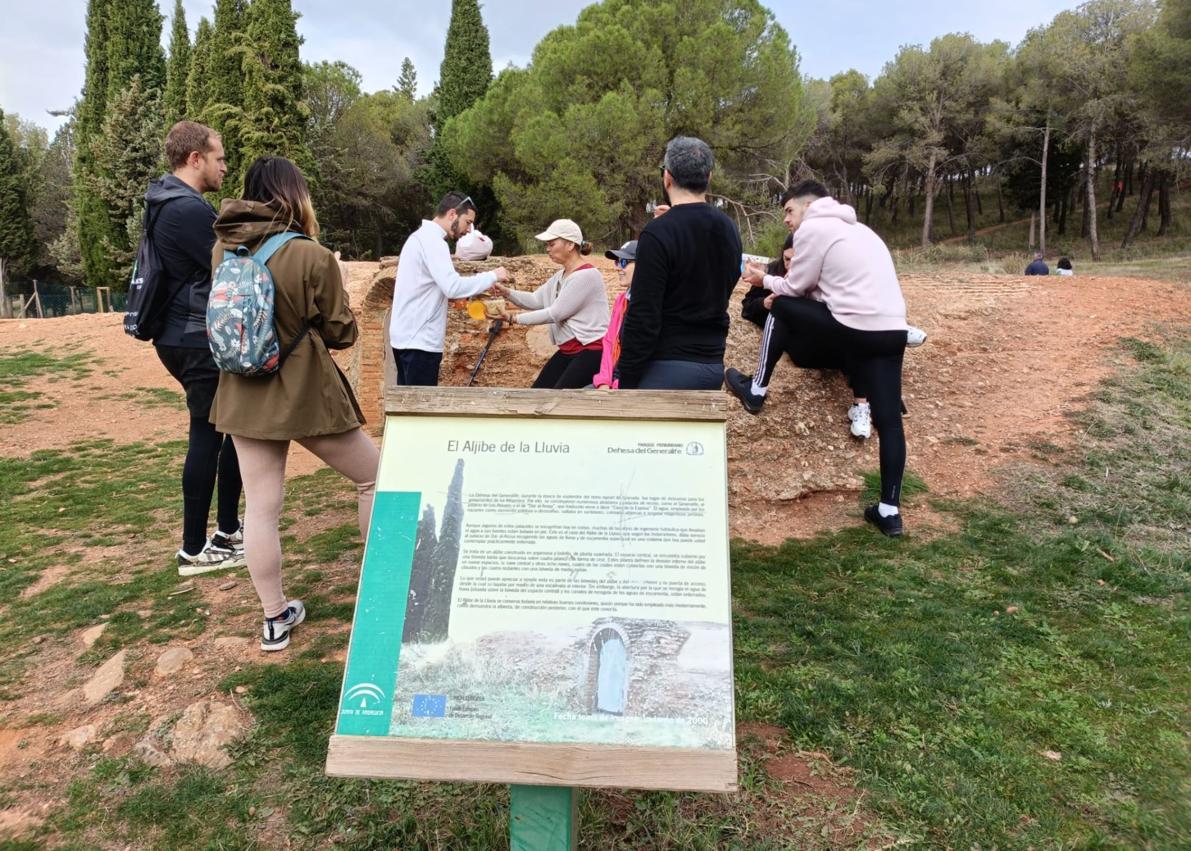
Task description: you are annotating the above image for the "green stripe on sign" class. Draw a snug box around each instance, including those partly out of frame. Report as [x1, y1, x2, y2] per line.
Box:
[335, 491, 421, 736]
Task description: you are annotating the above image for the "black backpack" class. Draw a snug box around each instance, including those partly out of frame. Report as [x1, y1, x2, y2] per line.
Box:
[123, 199, 182, 341]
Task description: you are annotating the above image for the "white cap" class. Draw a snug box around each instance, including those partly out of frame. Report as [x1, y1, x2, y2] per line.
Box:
[534, 219, 583, 244]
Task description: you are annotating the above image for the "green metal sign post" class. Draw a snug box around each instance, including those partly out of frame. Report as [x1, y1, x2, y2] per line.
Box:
[509, 785, 578, 851]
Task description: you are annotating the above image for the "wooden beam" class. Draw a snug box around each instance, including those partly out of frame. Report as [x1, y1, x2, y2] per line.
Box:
[326, 736, 738, 792]
[384, 387, 728, 422]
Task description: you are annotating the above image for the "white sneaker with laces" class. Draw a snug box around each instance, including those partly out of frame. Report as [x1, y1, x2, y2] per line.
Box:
[261, 600, 306, 652]
[848, 403, 873, 439]
[906, 325, 928, 347]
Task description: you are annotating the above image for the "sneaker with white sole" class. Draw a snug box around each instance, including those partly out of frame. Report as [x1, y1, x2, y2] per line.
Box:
[177, 542, 245, 576]
[261, 601, 306, 652]
[210, 523, 243, 552]
[848, 402, 872, 439]
[906, 326, 928, 347]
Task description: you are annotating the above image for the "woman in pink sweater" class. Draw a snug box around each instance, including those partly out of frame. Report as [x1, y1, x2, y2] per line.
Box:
[592, 240, 637, 389]
[724, 181, 911, 538]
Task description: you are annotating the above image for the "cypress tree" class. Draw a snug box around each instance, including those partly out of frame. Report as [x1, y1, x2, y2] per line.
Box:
[209, 0, 248, 112]
[86, 76, 164, 288]
[164, 0, 192, 126]
[186, 18, 214, 117]
[422, 459, 465, 642]
[404, 504, 438, 642]
[75, 0, 115, 286]
[397, 57, 418, 101]
[104, 0, 166, 103]
[239, 0, 313, 179]
[436, 0, 493, 130]
[0, 109, 37, 277]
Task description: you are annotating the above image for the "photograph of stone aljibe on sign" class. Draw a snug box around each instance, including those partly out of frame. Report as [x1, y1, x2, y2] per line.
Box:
[389, 458, 734, 750]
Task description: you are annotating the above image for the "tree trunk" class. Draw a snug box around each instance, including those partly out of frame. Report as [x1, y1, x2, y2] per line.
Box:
[963, 174, 976, 242]
[1039, 119, 1050, 255]
[1058, 191, 1068, 236]
[0, 258, 10, 319]
[996, 178, 1005, 223]
[944, 176, 957, 236]
[1157, 170, 1172, 237]
[1029, 211, 1036, 250]
[1085, 129, 1100, 261]
[1124, 156, 1134, 196]
[1121, 166, 1156, 248]
[921, 151, 938, 248]
[864, 187, 874, 222]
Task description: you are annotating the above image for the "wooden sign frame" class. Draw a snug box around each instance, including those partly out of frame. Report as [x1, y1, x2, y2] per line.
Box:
[325, 388, 737, 795]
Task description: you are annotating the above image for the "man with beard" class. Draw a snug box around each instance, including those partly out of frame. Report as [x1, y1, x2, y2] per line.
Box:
[390, 192, 510, 386]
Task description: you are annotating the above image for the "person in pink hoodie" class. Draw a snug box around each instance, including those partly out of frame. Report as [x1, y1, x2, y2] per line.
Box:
[724, 181, 910, 537]
[591, 239, 637, 389]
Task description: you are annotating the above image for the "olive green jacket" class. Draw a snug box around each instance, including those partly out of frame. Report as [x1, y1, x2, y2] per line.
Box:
[208, 200, 365, 440]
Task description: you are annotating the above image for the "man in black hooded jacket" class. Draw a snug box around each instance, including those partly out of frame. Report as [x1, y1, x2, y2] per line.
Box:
[147, 121, 244, 575]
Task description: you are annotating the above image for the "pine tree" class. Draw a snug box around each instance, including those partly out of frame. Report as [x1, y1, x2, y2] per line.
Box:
[435, 0, 493, 130]
[0, 109, 37, 278]
[164, 0, 192, 126]
[186, 18, 214, 117]
[422, 460, 465, 642]
[239, 0, 313, 181]
[397, 57, 418, 101]
[85, 76, 164, 288]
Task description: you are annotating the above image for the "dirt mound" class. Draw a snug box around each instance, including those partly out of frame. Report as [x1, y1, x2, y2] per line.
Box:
[2, 262, 1188, 542]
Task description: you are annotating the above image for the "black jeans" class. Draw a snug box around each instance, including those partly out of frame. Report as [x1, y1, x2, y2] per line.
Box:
[757, 298, 907, 505]
[155, 344, 242, 554]
[532, 348, 604, 389]
[393, 348, 444, 387]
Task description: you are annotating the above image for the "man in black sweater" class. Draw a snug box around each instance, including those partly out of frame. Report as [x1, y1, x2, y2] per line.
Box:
[614, 136, 742, 389]
[148, 121, 244, 575]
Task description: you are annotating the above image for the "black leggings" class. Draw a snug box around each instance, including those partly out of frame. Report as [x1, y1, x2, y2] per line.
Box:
[533, 348, 604, 389]
[756, 298, 907, 505]
[184, 419, 242, 553]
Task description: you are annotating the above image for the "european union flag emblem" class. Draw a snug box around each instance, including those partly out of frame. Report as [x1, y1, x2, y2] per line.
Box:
[411, 694, 447, 717]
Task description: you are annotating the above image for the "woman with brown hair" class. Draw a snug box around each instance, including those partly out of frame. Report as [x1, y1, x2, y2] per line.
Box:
[491, 219, 610, 389]
[209, 156, 378, 651]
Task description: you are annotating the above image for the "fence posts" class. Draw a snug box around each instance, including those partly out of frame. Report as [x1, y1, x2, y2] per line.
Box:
[95, 287, 112, 313]
[0, 258, 10, 319]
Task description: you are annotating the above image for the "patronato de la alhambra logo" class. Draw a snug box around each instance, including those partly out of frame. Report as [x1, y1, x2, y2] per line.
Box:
[344, 682, 386, 710]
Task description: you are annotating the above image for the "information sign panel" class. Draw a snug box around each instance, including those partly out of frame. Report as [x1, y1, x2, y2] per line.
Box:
[326, 389, 736, 792]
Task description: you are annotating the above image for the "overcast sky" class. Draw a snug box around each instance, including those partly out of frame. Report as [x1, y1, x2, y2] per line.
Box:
[0, 0, 1081, 134]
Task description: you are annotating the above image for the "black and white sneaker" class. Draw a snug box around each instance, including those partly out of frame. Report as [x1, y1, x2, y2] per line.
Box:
[210, 523, 243, 552]
[864, 504, 904, 538]
[177, 542, 244, 577]
[724, 368, 765, 415]
[261, 601, 306, 652]
[906, 326, 928, 347]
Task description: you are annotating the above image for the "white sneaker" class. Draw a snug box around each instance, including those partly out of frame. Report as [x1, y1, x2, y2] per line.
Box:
[906, 326, 928, 347]
[176, 541, 245, 576]
[261, 601, 306, 652]
[848, 403, 872, 439]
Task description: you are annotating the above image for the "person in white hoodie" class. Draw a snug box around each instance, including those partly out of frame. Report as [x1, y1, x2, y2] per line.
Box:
[390, 192, 510, 386]
[724, 181, 910, 537]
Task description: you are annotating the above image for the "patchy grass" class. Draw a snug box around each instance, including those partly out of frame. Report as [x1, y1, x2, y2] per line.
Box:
[4, 334, 1189, 848]
[0, 349, 94, 424]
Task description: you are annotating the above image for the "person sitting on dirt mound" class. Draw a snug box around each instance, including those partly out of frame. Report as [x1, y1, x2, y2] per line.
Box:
[1056, 257, 1074, 276]
[614, 136, 743, 389]
[592, 240, 638, 389]
[740, 232, 928, 440]
[491, 219, 610, 389]
[208, 156, 379, 652]
[1025, 252, 1050, 276]
[390, 192, 511, 386]
[724, 180, 910, 537]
